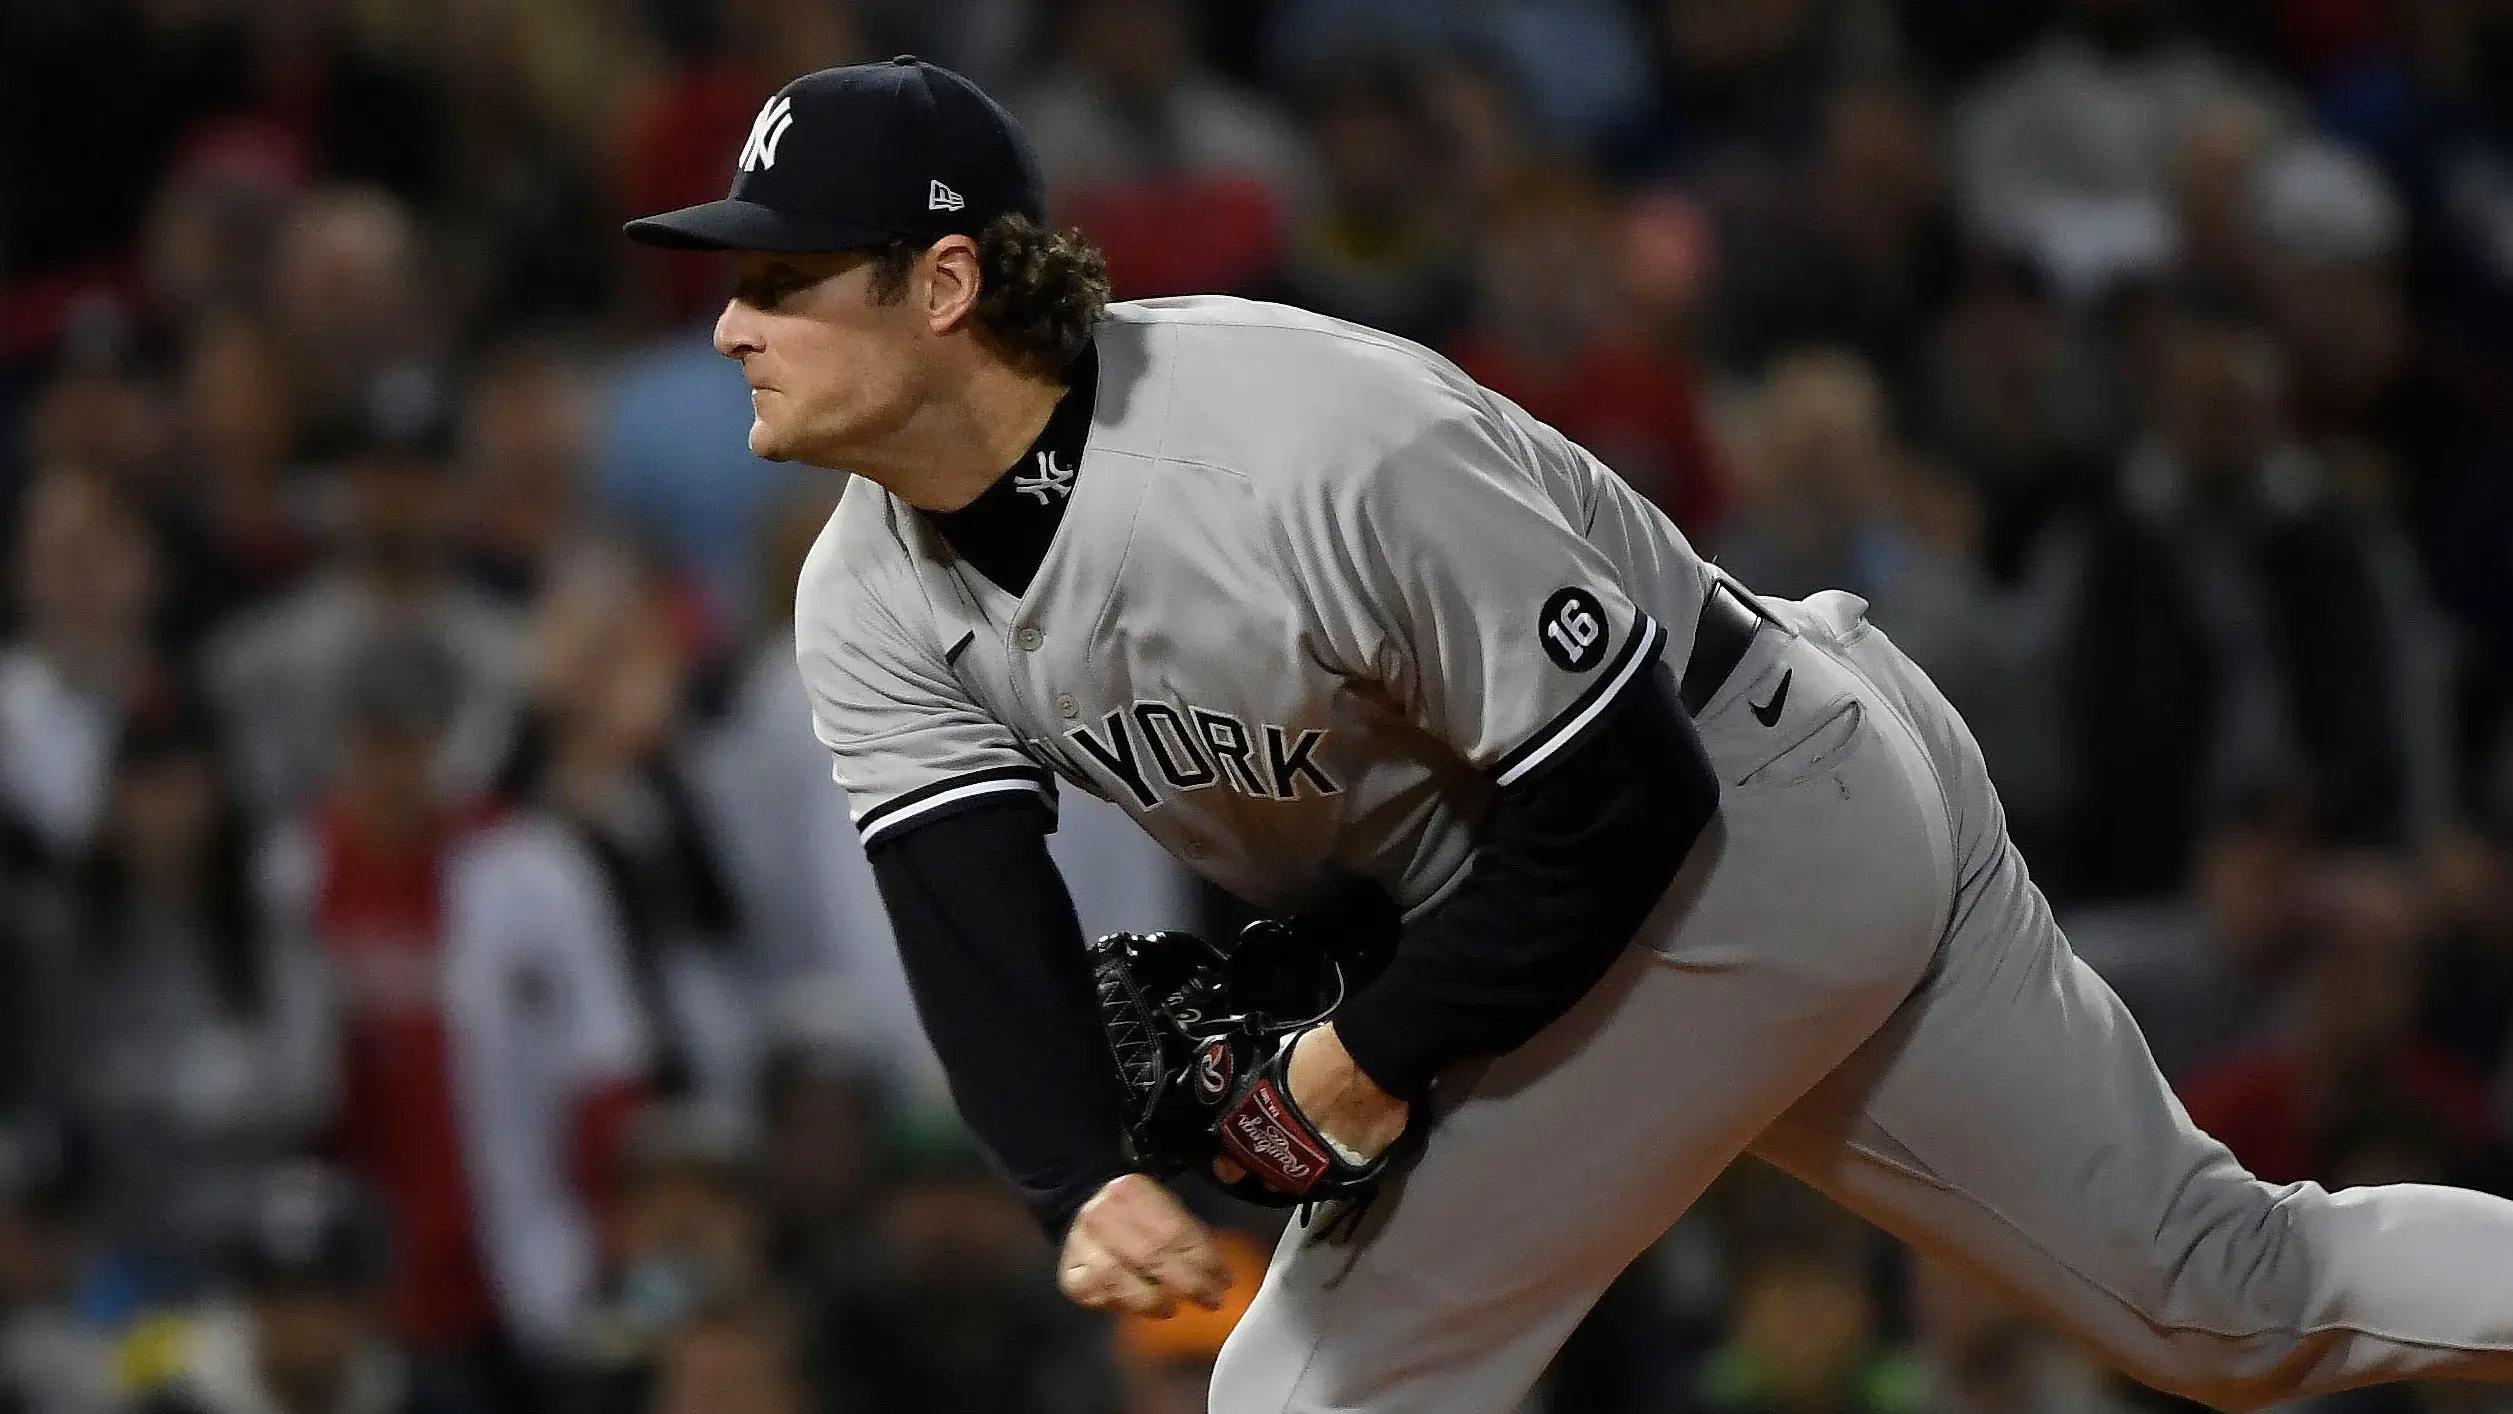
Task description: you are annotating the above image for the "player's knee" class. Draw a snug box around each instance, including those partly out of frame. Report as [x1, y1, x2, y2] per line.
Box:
[2098, 1181, 2326, 1409]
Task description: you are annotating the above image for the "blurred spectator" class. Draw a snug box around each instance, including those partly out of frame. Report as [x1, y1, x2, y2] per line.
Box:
[134, 1164, 451, 1414]
[756, 1037, 889, 1289]
[1110, 1230, 1266, 1414]
[692, 486, 949, 1106]
[509, 540, 752, 1113]
[1713, 350, 1999, 712]
[0, 1114, 117, 1414]
[139, 124, 306, 340]
[2063, 809, 2318, 1081]
[2163, 98, 2281, 317]
[456, 344, 594, 606]
[696, 485, 855, 977]
[268, 191, 443, 457]
[264, 630, 495, 1363]
[1686, 1193, 1923, 1414]
[2314, 0, 2513, 365]
[67, 697, 337, 1289]
[1922, 257, 2107, 587]
[1446, 171, 1729, 533]
[2254, 138, 2414, 472]
[2181, 854, 2492, 1185]
[2023, 316, 2445, 900]
[1713, 83, 1959, 388]
[642, 1299, 815, 1414]
[2246, 137, 2513, 793]
[1251, 58, 1471, 347]
[21, 363, 173, 505]
[1266, 0, 1653, 150]
[1602, 0, 1845, 197]
[437, 805, 650, 1371]
[568, 1104, 769, 1408]
[402, 15, 624, 338]
[1017, 0, 1311, 297]
[814, 1143, 1113, 1414]
[158, 315, 318, 651]
[596, 332, 790, 625]
[1416, 50, 1544, 224]
[1953, 0, 2289, 300]
[2423, 822, 2513, 1091]
[204, 371, 526, 821]
[0, 464, 166, 862]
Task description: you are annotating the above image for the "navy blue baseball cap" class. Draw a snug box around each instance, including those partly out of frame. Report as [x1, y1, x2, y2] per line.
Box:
[624, 57, 1046, 253]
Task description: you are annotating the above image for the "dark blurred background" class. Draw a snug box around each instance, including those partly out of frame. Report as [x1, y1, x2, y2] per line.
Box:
[0, 0, 2510, 1410]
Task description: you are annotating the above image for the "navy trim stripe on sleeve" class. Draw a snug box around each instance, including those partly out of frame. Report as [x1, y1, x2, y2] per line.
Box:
[856, 764, 1054, 847]
[1493, 612, 1666, 787]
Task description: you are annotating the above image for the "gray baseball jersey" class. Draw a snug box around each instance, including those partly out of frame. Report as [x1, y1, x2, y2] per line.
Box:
[797, 295, 1705, 915]
[797, 296, 2513, 1414]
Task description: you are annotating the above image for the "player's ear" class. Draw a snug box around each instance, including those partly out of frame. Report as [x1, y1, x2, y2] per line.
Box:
[922, 235, 984, 335]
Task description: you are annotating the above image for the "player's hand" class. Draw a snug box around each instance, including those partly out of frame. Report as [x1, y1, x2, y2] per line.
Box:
[1058, 1174, 1231, 1317]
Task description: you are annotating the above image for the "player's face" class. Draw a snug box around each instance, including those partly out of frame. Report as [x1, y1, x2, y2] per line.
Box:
[714, 250, 930, 466]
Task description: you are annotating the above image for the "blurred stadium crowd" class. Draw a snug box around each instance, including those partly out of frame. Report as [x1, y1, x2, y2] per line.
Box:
[0, 0, 2511, 1410]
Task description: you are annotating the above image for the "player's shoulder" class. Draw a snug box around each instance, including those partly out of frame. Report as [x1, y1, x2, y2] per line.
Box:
[794, 474, 923, 651]
[1100, 296, 1483, 419]
[1096, 296, 1496, 500]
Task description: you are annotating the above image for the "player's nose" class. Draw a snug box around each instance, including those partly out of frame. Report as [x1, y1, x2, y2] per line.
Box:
[714, 300, 764, 361]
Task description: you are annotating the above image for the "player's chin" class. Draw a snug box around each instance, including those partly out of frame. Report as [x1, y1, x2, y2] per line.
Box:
[746, 417, 792, 464]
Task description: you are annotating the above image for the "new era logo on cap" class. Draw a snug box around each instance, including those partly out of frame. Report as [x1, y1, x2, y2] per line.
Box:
[739, 95, 795, 172]
[928, 179, 964, 211]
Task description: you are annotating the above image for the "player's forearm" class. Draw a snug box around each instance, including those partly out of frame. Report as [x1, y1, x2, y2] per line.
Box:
[865, 798, 1131, 1239]
[1333, 670, 1719, 1099]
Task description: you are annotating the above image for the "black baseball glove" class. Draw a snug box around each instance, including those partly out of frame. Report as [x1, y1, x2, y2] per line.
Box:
[1089, 916, 1418, 1209]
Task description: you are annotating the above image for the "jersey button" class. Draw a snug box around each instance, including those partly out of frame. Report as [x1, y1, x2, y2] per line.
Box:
[1056, 694, 1079, 719]
[1181, 837, 1209, 860]
[1015, 627, 1043, 652]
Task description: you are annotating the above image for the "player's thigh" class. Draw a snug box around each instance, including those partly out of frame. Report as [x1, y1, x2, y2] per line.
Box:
[1748, 826, 2298, 1370]
[1214, 647, 1955, 1414]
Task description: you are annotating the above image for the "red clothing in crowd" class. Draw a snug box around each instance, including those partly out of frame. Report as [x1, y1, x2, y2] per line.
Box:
[621, 64, 776, 323]
[1443, 332, 1729, 537]
[2180, 1042, 2495, 1186]
[313, 799, 499, 1351]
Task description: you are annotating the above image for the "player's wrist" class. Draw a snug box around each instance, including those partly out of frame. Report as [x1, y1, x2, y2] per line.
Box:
[1288, 1024, 1411, 1160]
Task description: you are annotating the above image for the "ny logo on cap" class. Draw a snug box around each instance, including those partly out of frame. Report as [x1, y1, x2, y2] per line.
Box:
[739, 95, 795, 172]
[928, 179, 965, 212]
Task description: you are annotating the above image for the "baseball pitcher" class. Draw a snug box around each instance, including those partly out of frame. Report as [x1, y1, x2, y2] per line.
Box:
[627, 58, 2513, 1414]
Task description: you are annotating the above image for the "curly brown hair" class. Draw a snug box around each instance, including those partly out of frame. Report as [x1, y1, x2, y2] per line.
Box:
[865, 215, 1111, 377]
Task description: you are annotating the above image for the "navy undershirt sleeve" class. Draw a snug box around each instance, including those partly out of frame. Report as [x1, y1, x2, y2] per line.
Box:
[1331, 667, 1720, 1100]
[865, 799, 1128, 1240]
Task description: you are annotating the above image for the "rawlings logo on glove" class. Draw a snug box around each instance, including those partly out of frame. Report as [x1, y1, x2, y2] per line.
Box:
[1220, 1075, 1331, 1192]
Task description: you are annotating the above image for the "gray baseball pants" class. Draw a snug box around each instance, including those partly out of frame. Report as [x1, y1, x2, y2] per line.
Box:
[1211, 590, 2513, 1414]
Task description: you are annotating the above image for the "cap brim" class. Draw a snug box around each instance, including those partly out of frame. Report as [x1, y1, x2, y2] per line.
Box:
[622, 199, 889, 253]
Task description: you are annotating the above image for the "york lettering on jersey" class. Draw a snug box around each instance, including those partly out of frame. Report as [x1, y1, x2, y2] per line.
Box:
[1066, 701, 1342, 810]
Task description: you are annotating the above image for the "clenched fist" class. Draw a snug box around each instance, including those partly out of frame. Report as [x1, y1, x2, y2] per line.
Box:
[1058, 1173, 1232, 1317]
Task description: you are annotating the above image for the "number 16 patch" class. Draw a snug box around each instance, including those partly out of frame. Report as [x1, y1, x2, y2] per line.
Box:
[1541, 587, 1611, 673]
